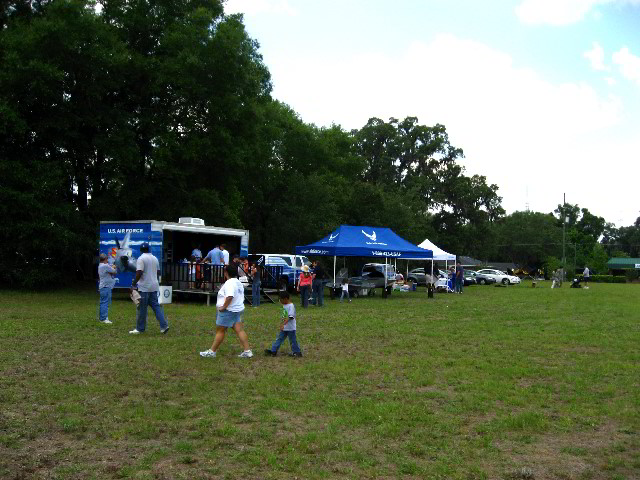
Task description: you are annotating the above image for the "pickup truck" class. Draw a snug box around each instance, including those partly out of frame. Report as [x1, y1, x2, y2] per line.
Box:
[254, 253, 312, 290]
[336, 263, 397, 296]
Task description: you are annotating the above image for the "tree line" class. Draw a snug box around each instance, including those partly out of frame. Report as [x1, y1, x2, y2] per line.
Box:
[1, 0, 637, 288]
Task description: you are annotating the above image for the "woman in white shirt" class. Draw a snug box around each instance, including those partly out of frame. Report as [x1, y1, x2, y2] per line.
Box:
[200, 265, 253, 358]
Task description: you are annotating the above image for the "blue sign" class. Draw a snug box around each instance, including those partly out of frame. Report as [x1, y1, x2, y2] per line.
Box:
[99, 223, 163, 287]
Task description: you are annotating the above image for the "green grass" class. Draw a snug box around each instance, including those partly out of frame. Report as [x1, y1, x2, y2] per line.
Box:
[1, 282, 639, 479]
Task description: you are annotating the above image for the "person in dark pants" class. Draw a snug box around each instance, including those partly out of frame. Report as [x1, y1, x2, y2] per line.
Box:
[251, 263, 261, 307]
[455, 262, 464, 294]
[297, 265, 313, 308]
[311, 260, 326, 307]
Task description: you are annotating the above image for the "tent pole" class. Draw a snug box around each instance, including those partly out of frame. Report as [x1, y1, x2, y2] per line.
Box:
[384, 256, 387, 290]
[333, 255, 336, 285]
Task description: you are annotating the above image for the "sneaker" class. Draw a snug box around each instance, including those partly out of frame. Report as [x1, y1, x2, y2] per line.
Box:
[238, 350, 254, 358]
[264, 349, 276, 356]
[161, 327, 169, 334]
[199, 349, 216, 358]
[129, 328, 142, 334]
[288, 352, 303, 358]
[100, 319, 113, 324]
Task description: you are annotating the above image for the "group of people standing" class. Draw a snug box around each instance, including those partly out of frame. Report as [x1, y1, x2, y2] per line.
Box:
[297, 260, 327, 308]
[97, 242, 169, 334]
[188, 244, 263, 306]
[448, 262, 464, 293]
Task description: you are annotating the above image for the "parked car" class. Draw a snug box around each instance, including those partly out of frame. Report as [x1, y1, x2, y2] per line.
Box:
[475, 268, 521, 285]
[362, 263, 396, 287]
[254, 253, 312, 290]
[347, 263, 396, 293]
[466, 270, 497, 285]
[463, 271, 477, 286]
[408, 267, 451, 285]
[407, 267, 428, 285]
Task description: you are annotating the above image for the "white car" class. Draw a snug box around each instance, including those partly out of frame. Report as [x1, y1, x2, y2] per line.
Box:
[476, 269, 521, 285]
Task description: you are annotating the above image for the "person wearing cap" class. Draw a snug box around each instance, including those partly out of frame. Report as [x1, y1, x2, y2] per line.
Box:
[297, 265, 313, 308]
[97, 253, 118, 324]
[129, 242, 169, 334]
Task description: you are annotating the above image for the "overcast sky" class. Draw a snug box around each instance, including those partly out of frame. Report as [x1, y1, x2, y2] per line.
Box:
[225, 0, 640, 227]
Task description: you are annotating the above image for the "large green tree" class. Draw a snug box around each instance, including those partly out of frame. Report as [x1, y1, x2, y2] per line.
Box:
[491, 211, 562, 269]
[352, 116, 504, 254]
[0, 0, 273, 286]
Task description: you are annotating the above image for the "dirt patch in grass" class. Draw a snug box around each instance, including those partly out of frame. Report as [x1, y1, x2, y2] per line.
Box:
[496, 421, 637, 480]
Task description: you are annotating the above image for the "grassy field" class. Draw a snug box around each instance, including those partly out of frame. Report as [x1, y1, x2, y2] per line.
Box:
[1, 282, 639, 480]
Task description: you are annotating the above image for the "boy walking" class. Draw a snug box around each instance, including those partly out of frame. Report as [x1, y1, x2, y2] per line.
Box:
[264, 291, 302, 357]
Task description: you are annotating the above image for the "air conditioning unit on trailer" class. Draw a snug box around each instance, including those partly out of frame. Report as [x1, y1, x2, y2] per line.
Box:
[178, 217, 205, 226]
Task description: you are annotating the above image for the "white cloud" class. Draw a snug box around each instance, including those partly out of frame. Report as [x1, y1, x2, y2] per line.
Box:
[516, 0, 602, 26]
[612, 47, 640, 87]
[224, 0, 297, 17]
[605, 76, 617, 85]
[265, 34, 632, 222]
[584, 42, 609, 71]
[515, 0, 640, 26]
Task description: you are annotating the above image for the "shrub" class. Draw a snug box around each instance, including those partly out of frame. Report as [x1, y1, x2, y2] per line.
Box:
[581, 275, 626, 283]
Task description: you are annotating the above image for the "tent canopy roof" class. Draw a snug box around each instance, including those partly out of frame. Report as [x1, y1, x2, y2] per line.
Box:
[295, 225, 433, 259]
[415, 238, 455, 261]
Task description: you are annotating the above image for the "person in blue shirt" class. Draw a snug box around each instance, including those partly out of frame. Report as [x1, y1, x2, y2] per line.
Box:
[205, 245, 222, 265]
[191, 244, 202, 260]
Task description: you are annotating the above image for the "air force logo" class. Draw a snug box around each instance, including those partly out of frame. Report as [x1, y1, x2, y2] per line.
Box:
[361, 229, 376, 242]
[362, 229, 387, 246]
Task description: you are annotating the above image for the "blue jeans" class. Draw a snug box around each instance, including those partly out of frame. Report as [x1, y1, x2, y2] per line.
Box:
[455, 277, 463, 293]
[252, 281, 261, 307]
[340, 289, 350, 302]
[270, 330, 301, 354]
[137, 291, 168, 332]
[300, 285, 310, 308]
[312, 280, 324, 306]
[98, 287, 112, 321]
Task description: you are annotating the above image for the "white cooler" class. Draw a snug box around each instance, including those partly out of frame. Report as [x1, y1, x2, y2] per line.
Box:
[157, 286, 173, 304]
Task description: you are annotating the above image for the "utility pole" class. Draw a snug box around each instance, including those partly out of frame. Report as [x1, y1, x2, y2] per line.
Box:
[562, 193, 566, 280]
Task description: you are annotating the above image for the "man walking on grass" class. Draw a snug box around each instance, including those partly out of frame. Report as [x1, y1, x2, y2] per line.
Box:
[129, 242, 169, 335]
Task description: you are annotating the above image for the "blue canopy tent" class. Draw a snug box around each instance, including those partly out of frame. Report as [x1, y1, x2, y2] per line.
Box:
[295, 225, 433, 288]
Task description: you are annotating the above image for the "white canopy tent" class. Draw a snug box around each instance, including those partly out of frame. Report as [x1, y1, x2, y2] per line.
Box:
[399, 238, 456, 283]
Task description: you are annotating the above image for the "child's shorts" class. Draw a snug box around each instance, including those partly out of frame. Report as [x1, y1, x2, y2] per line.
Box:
[216, 310, 243, 327]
